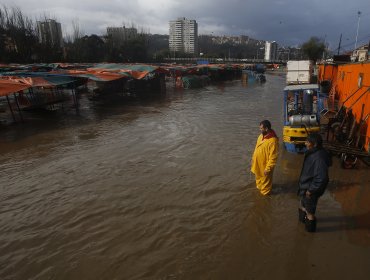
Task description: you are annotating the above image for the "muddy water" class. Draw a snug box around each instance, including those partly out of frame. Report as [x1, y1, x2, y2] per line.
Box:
[0, 74, 369, 280]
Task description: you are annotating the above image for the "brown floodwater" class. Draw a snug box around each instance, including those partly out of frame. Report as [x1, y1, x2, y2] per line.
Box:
[0, 74, 369, 280]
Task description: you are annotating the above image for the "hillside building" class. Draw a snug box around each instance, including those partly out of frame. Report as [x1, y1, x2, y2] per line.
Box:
[169, 17, 198, 54]
[37, 19, 63, 47]
[264, 41, 278, 61]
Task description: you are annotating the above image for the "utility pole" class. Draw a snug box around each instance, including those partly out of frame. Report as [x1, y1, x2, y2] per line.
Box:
[322, 34, 327, 60]
[337, 33, 342, 55]
[355, 11, 361, 50]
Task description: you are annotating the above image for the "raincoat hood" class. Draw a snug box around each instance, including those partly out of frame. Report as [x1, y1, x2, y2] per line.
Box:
[262, 129, 278, 140]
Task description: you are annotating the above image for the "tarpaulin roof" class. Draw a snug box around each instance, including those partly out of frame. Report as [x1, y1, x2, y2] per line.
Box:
[0, 73, 80, 96]
[207, 64, 243, 71]
[0, 63, 244, 96]
[0, 64, 25, 73]
[0, 63, 169, 94]
[53, 63, 93, 70]
[88, 63, 169, 79]
[0, 77, 32, 97]
[58, 69, 126, 82]
[0, 72, 79, 86]
[165, 65, 198, 76]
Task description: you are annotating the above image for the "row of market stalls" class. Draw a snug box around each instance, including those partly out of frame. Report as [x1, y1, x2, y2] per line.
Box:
[0, 63, 245, 123]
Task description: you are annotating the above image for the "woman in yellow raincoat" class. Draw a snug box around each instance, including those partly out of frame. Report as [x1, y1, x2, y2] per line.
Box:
[251, 120, 279, 195]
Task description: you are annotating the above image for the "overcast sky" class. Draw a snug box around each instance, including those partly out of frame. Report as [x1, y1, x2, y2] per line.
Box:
[2, 0, 370, 51]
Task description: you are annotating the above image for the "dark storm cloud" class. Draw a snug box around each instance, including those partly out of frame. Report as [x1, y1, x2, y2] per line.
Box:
[185, 0, 370, 49]
[2, 0, 369, 49]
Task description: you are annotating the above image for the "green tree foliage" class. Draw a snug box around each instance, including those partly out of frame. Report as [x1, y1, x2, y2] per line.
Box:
[147, 34, 169, 61]
[65, 34, 105, 62]
[0, 4, 309, 64]
[104, 33, 149, 63]
[34, 42, 63, 63]
[301, 37, 326, 61]
[0, 6, 39, 63]
[122, 35, 148, 62]
[0, 6, 65, 63]
[0, 5, 150, 63]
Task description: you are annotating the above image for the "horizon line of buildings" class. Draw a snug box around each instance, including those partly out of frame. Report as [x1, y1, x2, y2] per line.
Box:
[33, 17, 369, 62]
[23, 18, 370, 58]
[168, 17, 279, 61]
[35, 17, 280, 60]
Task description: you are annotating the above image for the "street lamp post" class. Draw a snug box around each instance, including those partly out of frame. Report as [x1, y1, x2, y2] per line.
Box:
[355, 11, 361, 50]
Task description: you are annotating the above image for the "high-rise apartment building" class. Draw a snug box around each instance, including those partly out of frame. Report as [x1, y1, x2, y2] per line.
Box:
[37, 19, 63, 47]
[169, 17, 198, 54]
[264, 41, 278, 61]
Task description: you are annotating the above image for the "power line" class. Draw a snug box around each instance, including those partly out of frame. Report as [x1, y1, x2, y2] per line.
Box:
[335, 33, 370, 51]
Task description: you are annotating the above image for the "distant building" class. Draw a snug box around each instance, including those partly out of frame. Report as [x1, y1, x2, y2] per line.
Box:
[169, 17, 198, 54]
[106, 26, 138, 47]
[37, 19, 63, 47]
[264, 41, 278, 61]
[211, 35, 251, 45]
[351, 44, 369, 62]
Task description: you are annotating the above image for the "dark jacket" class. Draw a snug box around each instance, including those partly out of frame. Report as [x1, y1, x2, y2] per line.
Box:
[298, 147, 331, 196]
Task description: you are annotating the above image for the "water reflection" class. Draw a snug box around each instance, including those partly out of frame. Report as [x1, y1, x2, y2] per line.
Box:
[329, 180, 370, 245]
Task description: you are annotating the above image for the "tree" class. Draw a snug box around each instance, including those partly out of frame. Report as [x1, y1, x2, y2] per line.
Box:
[301, 37, 326, 62]
[123, 35, 148, 62]
[64, 20, 86, 62]
[147, 34, 169, 60]
[0, 6, 39, 63]
[76, 35, 105, 62]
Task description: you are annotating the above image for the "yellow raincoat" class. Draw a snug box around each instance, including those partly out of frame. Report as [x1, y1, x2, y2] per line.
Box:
[251, 132, 279, 195]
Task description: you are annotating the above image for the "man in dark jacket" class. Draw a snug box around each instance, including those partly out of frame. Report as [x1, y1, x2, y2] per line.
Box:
[298, 133, 331, 232]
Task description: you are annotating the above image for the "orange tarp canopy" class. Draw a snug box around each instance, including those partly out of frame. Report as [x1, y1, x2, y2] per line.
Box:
[61, 69, 125, 82]
[0, 77, 33, 97]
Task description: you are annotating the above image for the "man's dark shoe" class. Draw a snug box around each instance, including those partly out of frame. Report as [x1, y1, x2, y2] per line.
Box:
[305, 219, 317, 232]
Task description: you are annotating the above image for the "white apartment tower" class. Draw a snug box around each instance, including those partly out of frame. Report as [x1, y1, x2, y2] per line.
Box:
[169, 17, 198, 54]
[37, 19, 63, 47]
[264, 41, 278, 61]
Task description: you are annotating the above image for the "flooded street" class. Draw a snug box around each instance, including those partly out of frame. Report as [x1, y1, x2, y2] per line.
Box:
[1, 74, 369, 280]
